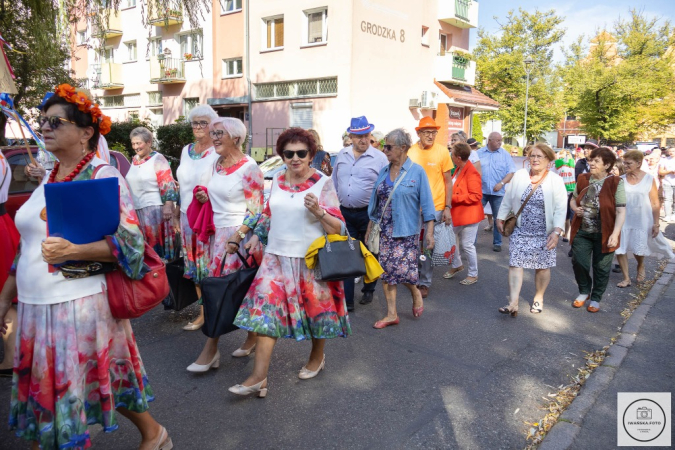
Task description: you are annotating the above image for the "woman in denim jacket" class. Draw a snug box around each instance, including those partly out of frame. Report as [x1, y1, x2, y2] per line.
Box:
[366, 128, 436, 329]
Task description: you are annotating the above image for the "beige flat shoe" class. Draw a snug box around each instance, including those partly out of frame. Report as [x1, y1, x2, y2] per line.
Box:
[232, 343, 256, 358]
[443, 266, 464, 279]
[183, 321, 203, 331]
[228, 378, 268, 398]
[298, 355, 325, 380]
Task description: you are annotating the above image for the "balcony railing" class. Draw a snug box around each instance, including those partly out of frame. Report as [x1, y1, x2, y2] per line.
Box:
[438, 0, 479, 29]
[90, 63, 124, 90]
[434, 52, 476, 86]
[148, 8, 183, 26]
[91, 10, 123, 38]
[149, 57, 186, 84]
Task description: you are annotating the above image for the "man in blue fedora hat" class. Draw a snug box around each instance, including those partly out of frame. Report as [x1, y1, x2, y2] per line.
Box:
[332, 116, 388, 311]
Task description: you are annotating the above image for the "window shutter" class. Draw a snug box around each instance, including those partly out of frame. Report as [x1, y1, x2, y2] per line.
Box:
[290, 104, 313, 129]
[266, 20, 272, 48]
[308, 12, 322, 43]
[275, 18, 284, 47]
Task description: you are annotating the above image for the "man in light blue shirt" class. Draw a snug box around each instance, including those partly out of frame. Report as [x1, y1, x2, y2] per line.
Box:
[332, 116, 388, 310]
[477, 132, 516, 252]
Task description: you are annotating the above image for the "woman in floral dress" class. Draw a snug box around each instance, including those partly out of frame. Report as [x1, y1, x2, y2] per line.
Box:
[0, 86, 171, 450]
[229, 128, 349, 398]
[186, 118, 264, 373]
[366, 128, 436, 330]
[176, 105, 219, 330]
[126, 127, 178, 261]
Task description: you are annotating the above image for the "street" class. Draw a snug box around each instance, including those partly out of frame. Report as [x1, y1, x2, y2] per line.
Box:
[1, 220, 672, 450]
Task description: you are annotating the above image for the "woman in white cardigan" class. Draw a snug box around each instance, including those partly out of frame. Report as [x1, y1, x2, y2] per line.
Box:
[496, 144, 568, 316]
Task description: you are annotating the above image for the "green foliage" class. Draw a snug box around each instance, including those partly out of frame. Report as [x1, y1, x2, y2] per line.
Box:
[156, 122, 193, 165]
[471, 114, 484, 144]
[474, 8, 565, 144]
[0, 0, 75, 145]
[106, 119, 155, 160]
[561, 9, 675, 142]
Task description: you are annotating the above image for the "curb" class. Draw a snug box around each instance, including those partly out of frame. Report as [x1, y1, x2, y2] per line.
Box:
[539, 258, 675, 450]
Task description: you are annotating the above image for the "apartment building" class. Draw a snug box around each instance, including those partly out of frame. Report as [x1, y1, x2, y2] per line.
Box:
[71, 0, 498, 157]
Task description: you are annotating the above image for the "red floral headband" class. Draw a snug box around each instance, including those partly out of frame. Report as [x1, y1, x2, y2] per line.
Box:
[54, 84, 112, 135]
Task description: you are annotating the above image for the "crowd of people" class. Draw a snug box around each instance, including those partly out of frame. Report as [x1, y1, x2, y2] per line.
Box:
[0, 85, 674, 450]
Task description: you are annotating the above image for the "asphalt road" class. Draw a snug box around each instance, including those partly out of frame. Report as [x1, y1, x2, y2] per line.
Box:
[1, 220, 672, 450]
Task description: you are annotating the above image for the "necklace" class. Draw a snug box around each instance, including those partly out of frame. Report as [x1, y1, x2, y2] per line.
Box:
[286, 170, 311, 198]
[41, 152, 95, 221]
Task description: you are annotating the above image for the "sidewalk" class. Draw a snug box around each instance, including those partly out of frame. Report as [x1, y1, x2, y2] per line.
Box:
[540, 258, 675, 450]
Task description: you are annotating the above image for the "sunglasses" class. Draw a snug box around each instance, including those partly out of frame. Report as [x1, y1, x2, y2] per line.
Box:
[191, 120, 209, 129]
[209, 130, 225, 139]
[39, 115, 76, 131]
[283, 149, 309, 159]
[383, 145, 396, 151]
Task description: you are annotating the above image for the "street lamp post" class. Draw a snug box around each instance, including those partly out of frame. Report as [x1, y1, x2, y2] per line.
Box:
[523, 56, 534, 148]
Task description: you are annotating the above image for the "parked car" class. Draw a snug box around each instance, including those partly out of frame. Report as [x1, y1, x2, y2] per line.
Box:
[1, 146, 131, 219]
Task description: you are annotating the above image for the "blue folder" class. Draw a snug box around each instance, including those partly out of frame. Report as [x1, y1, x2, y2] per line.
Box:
[44, 177, 120, 244]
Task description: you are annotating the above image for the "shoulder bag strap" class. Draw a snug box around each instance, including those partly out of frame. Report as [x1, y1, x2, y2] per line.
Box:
[91, 163, 111, 179]
[513, 169, 549, 219]
[376, 169, 408, 224]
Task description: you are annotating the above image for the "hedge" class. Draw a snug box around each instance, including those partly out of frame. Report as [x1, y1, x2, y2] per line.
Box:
[155, 121, 193, 166]
[105, 119, 155, 160]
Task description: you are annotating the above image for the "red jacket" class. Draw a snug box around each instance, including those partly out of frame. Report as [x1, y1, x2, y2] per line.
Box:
[450, 161, 484, 226]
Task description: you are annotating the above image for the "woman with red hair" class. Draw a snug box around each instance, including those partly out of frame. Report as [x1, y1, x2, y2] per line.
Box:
[229, 128, 350, 398]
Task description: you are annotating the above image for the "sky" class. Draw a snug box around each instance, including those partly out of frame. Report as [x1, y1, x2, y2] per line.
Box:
[470, 0, 675, 60]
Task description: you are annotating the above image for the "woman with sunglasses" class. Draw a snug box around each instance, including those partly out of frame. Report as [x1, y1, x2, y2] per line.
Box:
[186, 117, 264, 372]
[367, 128, 436, 329]
[229, 128, 349, 397]
[176, 105, 219, 331]
[125, 127, 178, 261]
[0, 85, 172, 450]
[496, 143, 568, 316]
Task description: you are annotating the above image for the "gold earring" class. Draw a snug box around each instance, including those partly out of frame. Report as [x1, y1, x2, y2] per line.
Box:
[82, 143, 87, 155]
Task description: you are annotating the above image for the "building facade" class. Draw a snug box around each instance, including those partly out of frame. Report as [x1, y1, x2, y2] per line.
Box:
[71, 0, 498, 159]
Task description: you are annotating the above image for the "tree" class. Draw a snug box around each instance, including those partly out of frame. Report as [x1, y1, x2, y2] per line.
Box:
[473, 9, 565, 144]
[561, 9, 675, 142]
[471, 113, 484, 144]
[0, 0, 75, 145]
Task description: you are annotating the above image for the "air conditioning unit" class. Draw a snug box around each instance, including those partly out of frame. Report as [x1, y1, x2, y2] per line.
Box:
[420, 91, 437, 110]
[409, 98, 421, 108]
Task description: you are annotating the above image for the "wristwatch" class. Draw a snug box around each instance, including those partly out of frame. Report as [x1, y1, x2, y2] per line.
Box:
[237, 230, 246, 240]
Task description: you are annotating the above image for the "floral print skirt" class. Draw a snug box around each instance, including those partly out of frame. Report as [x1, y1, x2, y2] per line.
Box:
[180, 211, 210, 284]
[208, 226, 263, 277]
[9, 292, 154, 450]
[136, 205, 177, 261]
[376, 182, 420, 285]
[234, 253, 351, 341]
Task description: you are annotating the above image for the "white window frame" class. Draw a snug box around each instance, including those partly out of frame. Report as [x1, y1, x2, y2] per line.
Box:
[302, 7, 327, 47]
[100, 46, 114, 64]
[150, 37, 163, 59]
[220, 0, 242, 15]
[262, 15, 284, 51]
[222, 57, 243, 78]
[77, 29, 87, 45]
[122, 0, 136, 8]
[178, 30, 203, 60]
[124, 40, 137, 62]
[183, 97, 200, 116]
[421, 26, 429, 46]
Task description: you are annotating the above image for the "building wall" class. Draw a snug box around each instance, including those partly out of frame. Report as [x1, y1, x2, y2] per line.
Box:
[212, 1, 247, 104]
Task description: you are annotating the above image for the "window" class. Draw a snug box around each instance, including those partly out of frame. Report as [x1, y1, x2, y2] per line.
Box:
[77, 29, 87, 45]
[222, 58, 243, 78]
[123, 0, 136, 7]
[150, 37, 163, 57]
[221, 0, 241, 14]
[128, 110, 139, 120]
[148, 91, 163, 106]
[303, 8, 327, 45]
[263, 16, 284, 50]
[100, 47, 114, 63]
[179, 31, 203, 59]
[439, 33, 448, 55]
[254, 77, 337, 100]
[100, 94, 140, 108]
[421, 26, 429, 46]
[149, 108, 164, 128]
[183, 97, 199, 116]
[290, 103, 313, 128]
[125, 41, 137, 62]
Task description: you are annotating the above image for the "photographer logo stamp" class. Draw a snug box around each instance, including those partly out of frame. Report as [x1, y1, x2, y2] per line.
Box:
[618, 393, 670, 446]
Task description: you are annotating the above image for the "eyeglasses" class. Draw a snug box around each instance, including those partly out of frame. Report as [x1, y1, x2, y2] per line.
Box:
[38, 115, 76, 131]
[529, 154, 547, 159]
[209, 130, 225, 139]
[419, 130, 438, 137]
[282, 149, 309, 159]
[191, 120, 209, 129]
[383, 145, 396, 151]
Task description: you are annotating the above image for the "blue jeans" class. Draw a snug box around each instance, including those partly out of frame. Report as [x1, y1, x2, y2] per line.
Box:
[482, 194, 504, 246]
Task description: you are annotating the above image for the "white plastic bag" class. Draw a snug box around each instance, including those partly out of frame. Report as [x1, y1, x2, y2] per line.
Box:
[431, 222, 457, 267]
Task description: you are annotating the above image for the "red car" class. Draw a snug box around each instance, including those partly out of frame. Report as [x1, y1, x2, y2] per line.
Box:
[1, 146, 131, 219]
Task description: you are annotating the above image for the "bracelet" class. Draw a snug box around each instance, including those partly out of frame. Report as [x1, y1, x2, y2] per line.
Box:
[445, 205, 451, 209]
[320, 209, 326, 219]
[227, 241, 240, 247]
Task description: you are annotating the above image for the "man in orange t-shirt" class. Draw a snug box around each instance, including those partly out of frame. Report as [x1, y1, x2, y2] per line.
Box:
[407, 117, 454, 298]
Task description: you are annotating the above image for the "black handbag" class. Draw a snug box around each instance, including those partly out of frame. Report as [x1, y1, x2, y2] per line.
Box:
[201, 251, 259, 339]
[164, 257, 200, 311]
[314, 229, 367, 282]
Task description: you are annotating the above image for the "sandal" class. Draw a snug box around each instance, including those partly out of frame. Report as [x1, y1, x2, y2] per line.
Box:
[443, 266, 464, 279]
[498, 306, 518, 317]
[616, 280, 631, 288]
[459, 277, 478, 285]
[483, 225, 493, 232]
[530, 301, 543, 314]
[636, 271, 646, 283]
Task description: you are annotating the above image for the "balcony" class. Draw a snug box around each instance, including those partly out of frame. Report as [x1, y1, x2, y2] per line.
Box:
[90, 63, 124, 90]
[149, 57, 186, 84]
[435, 52, 476, 86]
[91, 10, 123, 38]
[148, 8, 183, 26]
[438, 0, 479, 29]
